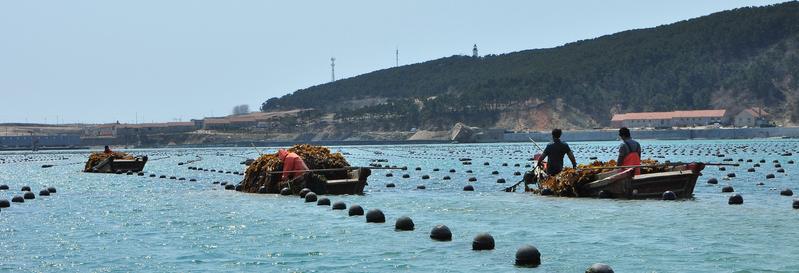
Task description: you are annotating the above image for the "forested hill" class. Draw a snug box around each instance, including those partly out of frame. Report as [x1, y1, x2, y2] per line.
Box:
[261, 2, 799, 131]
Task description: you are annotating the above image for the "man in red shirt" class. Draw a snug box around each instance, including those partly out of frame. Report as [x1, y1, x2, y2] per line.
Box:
[277, 149, 309, 181]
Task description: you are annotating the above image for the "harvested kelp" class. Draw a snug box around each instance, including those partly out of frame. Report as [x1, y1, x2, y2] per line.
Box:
[240, 144, 351, 194]
[537, 159, 662, 196]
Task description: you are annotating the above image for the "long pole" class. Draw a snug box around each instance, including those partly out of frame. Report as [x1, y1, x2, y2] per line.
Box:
[577, 162, 738, 171]
[262, 166, 406, 175]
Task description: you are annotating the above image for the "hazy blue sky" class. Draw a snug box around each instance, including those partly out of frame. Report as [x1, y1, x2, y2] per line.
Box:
[0, 0, 787, 124]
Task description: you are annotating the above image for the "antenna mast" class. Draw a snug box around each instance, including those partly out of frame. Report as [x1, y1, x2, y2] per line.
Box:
[330, 57, 336, 82]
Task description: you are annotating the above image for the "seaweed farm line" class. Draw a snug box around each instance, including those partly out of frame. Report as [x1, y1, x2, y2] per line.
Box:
[1, 140, 798, 272]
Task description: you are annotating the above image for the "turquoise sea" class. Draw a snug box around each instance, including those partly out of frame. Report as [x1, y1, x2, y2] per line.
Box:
[1, 140, 798, 272]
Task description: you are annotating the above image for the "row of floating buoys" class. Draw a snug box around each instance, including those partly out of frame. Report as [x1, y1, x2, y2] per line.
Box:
[279, 187, 616, 269]
[705, 177, 796, 207]
[0, 185, 58, 211]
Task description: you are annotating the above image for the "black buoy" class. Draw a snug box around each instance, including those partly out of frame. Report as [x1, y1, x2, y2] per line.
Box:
[422, 175, 430, 180]
[12, 195, 24, 203]
[39, 189, 50, 196]
[258, 186, 268, 194]
[224, 184, 234, 190]
[304, 192, 318, 202]
[430, 224, 452, 241]
[417, 185, 426, 190]
[463, 185, 474, 191]
[586, 263, 614, 273]
[149, 174, 156, 177]
[468, 177, 477, 182]
[747, 168, 755, 172]
[540, 188, 554, 196]
[722, 186, 734, 193]
[496, 178, 506, 183]
[0, 199, 10, 208]
[170, 176, 177, 180]
[402, 174, 410, 178]
[189, 178, 196, 182]
[137, 172, 144, 176]
[23, 191, 35, 199]
[449, 169, 456, 173]
[159, 175, 166, 178]
[386, 173, 393, 177]
[386, 183, 396, 188]
[780, 188, 793, 196]
[719, 167, 726, 171]
[515, 245, 541, 267]
[442, 176, 451, 180]
[707, 178, 718, 184]
[280, 187, 292, 196]
[766, 174, 776, 179]
[597, 190, 613, 199]
[332, 201, 346, 210]
[348, 204, 364, 216]
[299, 188, 311, 198]
[395, 216, 414, 231]
[793, 199, 799, 209]
[662, 191, 676, 200]
[727, 173, 736, 178]
[0, 184, 8, 190]
[366, 209, 385, 223]
[728, 194, 744, 205]
[777, 168, 785, 173]
[472, 233, 495, 250]
[317, 197, 331, 206]
[491, 171, 499, 175]
[21, 186, 31, 192]
[220, 182, 228, 186]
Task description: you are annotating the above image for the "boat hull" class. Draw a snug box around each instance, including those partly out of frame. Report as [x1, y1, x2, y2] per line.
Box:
[577, 164, 703, 199]
[91, 156, 148, 173]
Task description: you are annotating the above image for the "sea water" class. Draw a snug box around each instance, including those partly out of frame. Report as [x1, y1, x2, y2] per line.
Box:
[1, 140, 798, 272]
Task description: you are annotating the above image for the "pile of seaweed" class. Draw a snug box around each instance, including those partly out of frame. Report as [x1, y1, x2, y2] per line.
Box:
[240, 144, 350, 194]
[537, 159, 664, 196]
[83, 152, 134, 172]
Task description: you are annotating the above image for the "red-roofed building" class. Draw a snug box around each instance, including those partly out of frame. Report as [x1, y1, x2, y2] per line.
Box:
[733, 108, 770, 127]
[611, 110, 727, 128]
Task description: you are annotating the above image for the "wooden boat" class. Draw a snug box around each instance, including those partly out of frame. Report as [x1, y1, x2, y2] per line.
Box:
[302, 168, 372, 195]
[91, 156, 148, 173]
[577, 163, 704, 199]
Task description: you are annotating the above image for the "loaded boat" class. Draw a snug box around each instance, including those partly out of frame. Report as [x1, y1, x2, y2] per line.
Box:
[84, 152, 148, 173]
[576, 163, 704, 199]
[532, 160, 706, 199]
[90, 156, 148, 173]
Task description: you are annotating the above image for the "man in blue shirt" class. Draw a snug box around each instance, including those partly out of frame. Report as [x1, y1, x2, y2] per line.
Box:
[536, 129, 577, 175]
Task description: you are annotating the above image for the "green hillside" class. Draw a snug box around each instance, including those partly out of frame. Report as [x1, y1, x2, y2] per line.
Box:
[261, 1, 799, 131]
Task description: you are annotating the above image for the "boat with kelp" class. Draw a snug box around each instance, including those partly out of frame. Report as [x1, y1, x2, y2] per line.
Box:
[84, 152, 148, 173]
[531, 159, 714, 199]
[240, 144, 373, 195]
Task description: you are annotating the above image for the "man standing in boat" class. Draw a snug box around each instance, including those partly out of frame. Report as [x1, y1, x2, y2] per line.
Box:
[536, 129, 577, 175]
[277, 149, 309, 181]
[616, 127, 642, 175]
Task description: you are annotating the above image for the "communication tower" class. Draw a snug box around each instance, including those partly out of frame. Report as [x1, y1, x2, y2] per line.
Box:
[331, 57, 336, 82]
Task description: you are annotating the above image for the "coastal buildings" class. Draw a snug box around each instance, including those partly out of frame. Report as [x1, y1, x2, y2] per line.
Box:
[612, 108, 772, 128]
[611, 110, 727, 128]
[733, 107, 769, 127]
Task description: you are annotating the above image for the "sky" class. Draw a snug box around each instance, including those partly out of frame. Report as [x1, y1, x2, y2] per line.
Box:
[0, 0, 788, 124]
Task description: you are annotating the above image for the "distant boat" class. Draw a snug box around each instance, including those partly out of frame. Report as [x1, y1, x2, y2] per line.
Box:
[88, 156, 148, 173]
